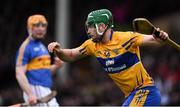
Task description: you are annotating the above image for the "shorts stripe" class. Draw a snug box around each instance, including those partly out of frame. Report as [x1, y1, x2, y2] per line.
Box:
[129, 89, 149, 106]
[122, 86, 161, 106]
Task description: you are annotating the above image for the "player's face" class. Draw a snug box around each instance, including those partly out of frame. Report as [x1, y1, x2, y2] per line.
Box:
[31, 22, 47, 39]
[86, 24, 102, 43]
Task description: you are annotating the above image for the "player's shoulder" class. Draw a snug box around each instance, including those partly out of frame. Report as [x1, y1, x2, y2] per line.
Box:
[114, 31, 135, 36]
[112, 31, 131, 39]
[18, 37, 31, 51]
[113, 31, 142, 40]
[83, 38, 94, 45]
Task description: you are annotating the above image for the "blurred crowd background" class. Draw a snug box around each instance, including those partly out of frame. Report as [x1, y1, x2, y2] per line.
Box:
[0, 0, 180, 106]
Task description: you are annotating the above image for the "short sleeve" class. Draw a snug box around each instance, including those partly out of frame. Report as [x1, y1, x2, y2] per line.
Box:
[131, 32, 144, 47]
[121, 32, 144, 51]
[16, 40, 30, 66]
[79, 39, 94, 56]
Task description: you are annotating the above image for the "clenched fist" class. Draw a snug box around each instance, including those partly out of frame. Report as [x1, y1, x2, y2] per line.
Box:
[28, 94, 37, 105]
[48, 42, 61, 53]
[154, 28, 169, 41]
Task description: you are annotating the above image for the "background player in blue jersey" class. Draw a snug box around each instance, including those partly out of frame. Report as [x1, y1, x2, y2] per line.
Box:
[16, 14, 63, 106]
[48, 9, 169, 106]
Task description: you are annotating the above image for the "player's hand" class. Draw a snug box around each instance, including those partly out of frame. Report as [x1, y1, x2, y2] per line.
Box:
[28, 94, 37, 105]
[48, 42, 61, 53]
[154, 28, 169, 41]
[54, 57, 64, 68]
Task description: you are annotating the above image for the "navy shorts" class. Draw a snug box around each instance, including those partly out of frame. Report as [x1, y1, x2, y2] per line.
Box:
[122, 86, 161, 106]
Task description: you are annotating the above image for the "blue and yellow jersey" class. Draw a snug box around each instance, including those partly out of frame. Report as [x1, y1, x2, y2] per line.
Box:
[16, 37, 52, 88]
[80, 31, 154, 97]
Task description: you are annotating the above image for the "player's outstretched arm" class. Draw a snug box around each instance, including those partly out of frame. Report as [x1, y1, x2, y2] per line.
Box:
[48, 42, 86, 62]
[141, 29, 169, 46]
